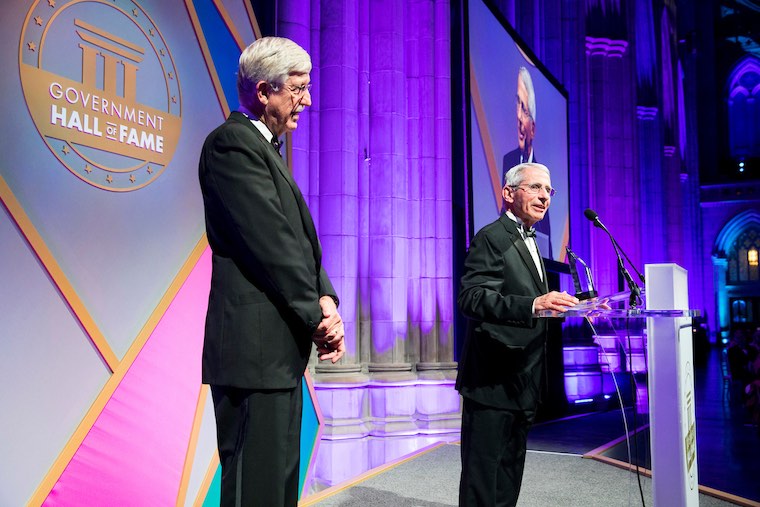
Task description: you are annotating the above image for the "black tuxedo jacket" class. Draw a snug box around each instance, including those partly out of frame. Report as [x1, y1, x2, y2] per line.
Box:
[199, 111, 336, 390]
[456, 214, 549, 410]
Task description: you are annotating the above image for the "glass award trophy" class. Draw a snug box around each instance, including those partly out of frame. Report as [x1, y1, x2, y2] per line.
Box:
[566, 246, 597, 301]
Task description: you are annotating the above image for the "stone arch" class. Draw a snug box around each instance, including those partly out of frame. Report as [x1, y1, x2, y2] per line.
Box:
[712, 209, 760, 340]
[714, 209, 760, 254]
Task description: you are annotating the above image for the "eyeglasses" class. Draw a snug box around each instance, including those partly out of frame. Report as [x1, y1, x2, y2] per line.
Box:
[511, 183, 556, 197]
[286, 83, 312, 97]
[516, 95, 532, 120]
[270, 82, 313, 97]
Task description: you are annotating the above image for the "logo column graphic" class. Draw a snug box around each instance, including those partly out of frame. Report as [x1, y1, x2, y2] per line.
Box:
[20, 0, 182, 191]
[77, 19, 142, 104]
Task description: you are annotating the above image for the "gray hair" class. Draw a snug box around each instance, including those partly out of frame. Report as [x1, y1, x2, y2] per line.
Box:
[504, 162, 550, 187]
[518, 66, 536, 122]
[237, 37, 312, 108]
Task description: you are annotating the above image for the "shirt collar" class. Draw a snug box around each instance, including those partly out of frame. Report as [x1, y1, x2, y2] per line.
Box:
[505, 210, 534, 237]
[238, 105, 275, 143]
[505, 210, 524, 228]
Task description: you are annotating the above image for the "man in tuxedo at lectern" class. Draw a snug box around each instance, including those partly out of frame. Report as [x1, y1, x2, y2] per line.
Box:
[199, 37, 345, 507]
[457, 163, 578, 507]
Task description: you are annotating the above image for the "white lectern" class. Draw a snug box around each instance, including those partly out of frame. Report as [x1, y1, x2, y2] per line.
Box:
[538, 263, 699, 507]
[646, 263, 698, 507]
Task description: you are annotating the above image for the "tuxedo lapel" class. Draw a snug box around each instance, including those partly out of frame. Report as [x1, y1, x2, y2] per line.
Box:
[289, 181, 322, 263]
[499, 214, 545, 293]
[228, 112, 322, 264]
[537, 253, 549, 292]
[266, 144, 322, 263]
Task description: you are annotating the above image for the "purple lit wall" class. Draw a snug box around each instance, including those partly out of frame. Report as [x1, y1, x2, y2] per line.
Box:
[279, 0, 454, 373]
[276, 0, 459, 491]
[585, 25, 641, 298]
[569, 0, 703, 306]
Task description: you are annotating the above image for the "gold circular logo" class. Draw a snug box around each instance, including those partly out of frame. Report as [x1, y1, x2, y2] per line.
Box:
[19, 0, 182, 191]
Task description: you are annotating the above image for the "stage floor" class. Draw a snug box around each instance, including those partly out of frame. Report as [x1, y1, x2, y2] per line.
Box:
[304, 346, 760, 507]
[303, 443, 748, 507]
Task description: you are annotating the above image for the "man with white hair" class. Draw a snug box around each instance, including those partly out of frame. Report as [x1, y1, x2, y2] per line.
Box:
[457, 163, 577, 507]
[199, 37, 345, 506]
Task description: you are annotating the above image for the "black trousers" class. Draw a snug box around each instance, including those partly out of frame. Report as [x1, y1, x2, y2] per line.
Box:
[459, 397, 536, 507]
[211, 381, 303, 507]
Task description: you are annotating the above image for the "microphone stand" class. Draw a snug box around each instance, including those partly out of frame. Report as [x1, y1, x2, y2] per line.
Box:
[610, 236, 646, 285]
[585, 209, 643, 309]
[611, 237, 642, 309]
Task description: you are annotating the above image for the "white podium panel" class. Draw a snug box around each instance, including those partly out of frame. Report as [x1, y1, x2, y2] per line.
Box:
[646, 263, 698, 507]
[537, 264, 700, 506]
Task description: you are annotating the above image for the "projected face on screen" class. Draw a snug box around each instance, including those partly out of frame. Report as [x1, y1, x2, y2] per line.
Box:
[516, 68, 536, 161]
[468, 0, 569, 263]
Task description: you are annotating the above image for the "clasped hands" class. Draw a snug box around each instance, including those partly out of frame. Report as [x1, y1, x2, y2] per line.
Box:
[313, 296, 345, 363]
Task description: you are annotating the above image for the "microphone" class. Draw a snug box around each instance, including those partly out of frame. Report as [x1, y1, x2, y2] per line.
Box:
[583, 208, 601, 225]
[584, 208, 643, 308]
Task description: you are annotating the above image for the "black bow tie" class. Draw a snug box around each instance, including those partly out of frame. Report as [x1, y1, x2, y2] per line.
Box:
[523, 227, 536, 239]
[271, 137, 282, 156]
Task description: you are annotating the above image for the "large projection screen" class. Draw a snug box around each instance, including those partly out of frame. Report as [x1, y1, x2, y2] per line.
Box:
[466, 0, 570, 265]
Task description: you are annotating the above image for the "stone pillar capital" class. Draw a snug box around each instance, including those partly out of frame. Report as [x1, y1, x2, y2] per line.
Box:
[585, 36, 628, 57]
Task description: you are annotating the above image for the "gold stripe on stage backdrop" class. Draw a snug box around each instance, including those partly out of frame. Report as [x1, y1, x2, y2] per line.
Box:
[0, 174, 119, 372]
[300, 369, 324, 499]
[27, 235, 209, 506]
[183, 0, 232, 118]
[176, 384, 210, 507]
[469, 62, 504, 213]
[184, 0, 263, 119]
[211, 0, 247, 51]
[193, 450, 221, 507]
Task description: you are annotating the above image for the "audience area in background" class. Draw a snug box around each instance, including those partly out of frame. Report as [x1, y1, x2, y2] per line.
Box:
[727, 326, 760, 433]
